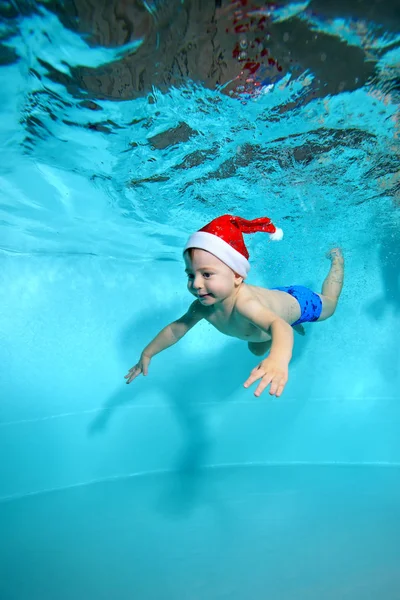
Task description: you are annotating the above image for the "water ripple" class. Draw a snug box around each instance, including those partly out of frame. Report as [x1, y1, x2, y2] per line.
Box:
[0, 1, 398, 257]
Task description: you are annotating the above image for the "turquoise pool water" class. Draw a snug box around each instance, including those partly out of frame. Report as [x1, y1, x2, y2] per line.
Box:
[0, 1, 399, 598]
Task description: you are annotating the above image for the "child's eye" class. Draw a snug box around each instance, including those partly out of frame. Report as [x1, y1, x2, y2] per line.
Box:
[187, 274, 194, 280]
[203, 272, 212, 278]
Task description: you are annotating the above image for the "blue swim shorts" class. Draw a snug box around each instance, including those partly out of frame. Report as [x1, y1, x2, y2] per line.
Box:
[272, 285, 322, 327]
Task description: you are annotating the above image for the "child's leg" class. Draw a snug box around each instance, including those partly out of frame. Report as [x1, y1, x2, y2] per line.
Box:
[317, 248, 344, 321]
[248, 340, 271, 356]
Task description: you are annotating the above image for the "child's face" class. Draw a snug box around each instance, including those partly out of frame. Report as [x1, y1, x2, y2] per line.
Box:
[184, 249, 242, 305]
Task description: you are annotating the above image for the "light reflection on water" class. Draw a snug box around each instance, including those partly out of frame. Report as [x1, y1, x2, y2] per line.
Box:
[0, 0, 398, 259]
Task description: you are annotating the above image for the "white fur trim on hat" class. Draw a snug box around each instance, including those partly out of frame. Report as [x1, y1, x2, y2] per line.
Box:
[183, 231, 250, 278]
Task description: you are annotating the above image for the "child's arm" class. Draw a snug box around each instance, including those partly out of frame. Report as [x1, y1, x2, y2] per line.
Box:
[124, 300, 205, 384]
[237, 298, 294, 398]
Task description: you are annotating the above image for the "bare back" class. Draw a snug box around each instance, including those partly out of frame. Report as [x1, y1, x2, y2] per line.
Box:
[243, 284, 301, 324]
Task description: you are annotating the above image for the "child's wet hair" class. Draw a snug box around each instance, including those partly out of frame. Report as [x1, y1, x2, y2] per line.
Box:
[184, 247, 196, 260]
[184, 247, 242, 279]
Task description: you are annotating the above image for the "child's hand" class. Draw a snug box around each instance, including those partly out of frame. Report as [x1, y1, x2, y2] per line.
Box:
[124, 353, 151, 384]
[244, 357, 288, 398]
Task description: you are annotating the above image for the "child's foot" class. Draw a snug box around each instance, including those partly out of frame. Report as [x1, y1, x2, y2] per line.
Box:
[326, 247, 344, 265]
[293, 324, 306, 336]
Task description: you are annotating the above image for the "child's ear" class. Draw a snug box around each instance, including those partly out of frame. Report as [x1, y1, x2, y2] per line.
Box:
[234, 272, 244, 285]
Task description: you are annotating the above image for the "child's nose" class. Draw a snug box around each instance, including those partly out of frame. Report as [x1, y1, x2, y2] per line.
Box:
[193, 275, 203, 289]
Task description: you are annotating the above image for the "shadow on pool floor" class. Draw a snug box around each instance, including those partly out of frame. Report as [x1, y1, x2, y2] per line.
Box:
[1, 464, 400, 600]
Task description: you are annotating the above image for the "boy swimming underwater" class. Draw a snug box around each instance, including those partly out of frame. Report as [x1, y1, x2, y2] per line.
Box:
[125, 215, 344, 398]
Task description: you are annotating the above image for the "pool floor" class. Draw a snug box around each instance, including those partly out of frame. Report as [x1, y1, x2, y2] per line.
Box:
[1, 464, 400, 600]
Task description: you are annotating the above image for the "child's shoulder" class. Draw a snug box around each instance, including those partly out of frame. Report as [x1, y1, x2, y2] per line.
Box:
[238, 282, 270, 302]
[244, 282, 270, 294]
[235, 284, 269, 312]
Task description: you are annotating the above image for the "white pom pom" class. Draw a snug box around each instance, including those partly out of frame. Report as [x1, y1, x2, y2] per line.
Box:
[269, 227, 283, 241]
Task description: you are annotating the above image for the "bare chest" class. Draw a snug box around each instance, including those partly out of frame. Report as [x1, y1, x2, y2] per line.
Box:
[205, 311, 271, 343]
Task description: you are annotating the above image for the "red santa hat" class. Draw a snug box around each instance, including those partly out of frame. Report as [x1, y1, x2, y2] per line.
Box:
[183, 214, 283, 278]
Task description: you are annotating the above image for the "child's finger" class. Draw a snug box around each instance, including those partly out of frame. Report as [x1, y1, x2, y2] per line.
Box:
[243, 372, 262, 388]
[269, 377, 282, 396]
[275, 383, 285, 397]
[126, 365, 141, 383]
[243, 365, 265, 388]
[254, 374, 273, 397]
[124, 366, 137, 377]
[127, 373, 139, 384]
[270, 375, 287, 397]
[269, 374, 282, 394]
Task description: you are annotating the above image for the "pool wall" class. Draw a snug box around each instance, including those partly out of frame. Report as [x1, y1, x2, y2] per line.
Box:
[1, 195, 399, 501]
